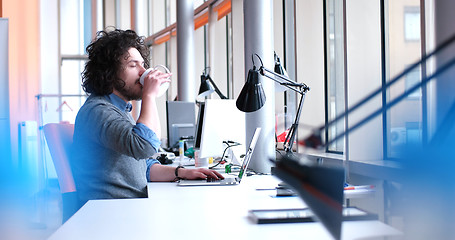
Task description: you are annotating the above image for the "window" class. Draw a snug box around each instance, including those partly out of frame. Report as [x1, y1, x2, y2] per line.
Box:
[40, 0, 90, 125]
[405, 66, 422, 99]
[323, 0, 383, 160]
[325, 0, 346, 153]
[58, 0, 90, 123]
[318, 0, 431, 162]
[386, 2, 424, 158]
[404, 7, 420, 41]
[294, 0, 325, 155]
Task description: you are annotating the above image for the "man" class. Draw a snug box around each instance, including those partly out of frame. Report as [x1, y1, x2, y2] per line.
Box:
[72, 28, 223, 205]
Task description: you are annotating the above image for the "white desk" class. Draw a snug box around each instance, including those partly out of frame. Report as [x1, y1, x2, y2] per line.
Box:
[48, 175, 401, 240]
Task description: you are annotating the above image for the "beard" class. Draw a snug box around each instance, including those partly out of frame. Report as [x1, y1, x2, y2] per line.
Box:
[114, 80, 142, 101]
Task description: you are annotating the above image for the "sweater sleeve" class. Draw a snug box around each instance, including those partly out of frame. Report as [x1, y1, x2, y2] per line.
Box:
[132, 123, 161, 152]
[79, 99, 159, 160]
[145, 158, 161, 182]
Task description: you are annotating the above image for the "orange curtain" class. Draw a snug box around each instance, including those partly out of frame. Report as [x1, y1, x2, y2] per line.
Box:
[214, 0, 231, 20]
[155, 33, 171, 45]
[194, 11, 209, 30]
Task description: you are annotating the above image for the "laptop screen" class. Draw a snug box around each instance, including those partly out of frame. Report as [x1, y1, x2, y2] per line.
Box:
[237, 128, 261, 180]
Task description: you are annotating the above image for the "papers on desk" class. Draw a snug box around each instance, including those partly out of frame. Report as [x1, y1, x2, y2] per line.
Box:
[248, 207, 378, 224]
[344, 184, 375, 191]
[275, 183, 377, 199]
[175, 157, 195, 166]
[344, 185, 376, 199]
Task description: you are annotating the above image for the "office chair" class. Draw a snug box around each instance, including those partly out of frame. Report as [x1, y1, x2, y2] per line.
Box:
[43, 123, 79, 223]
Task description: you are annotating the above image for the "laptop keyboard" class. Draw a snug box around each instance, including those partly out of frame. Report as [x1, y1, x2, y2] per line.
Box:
[207, 177, 237, 184]
[206, 178, 221, 182]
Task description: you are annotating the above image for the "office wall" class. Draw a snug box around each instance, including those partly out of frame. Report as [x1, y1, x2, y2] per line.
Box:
[0, 19, 12, 164]
[3, 0, 41, 165]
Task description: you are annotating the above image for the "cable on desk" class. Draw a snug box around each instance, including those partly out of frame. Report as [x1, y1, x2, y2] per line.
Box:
[209, 141, 240, 169]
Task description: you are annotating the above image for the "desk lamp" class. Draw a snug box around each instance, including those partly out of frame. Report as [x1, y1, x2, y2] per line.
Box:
[197, 68, 228, 100]
[236, 53, 310, 155]
[280, 33, 455, 240]
[236, 53, 344, 239]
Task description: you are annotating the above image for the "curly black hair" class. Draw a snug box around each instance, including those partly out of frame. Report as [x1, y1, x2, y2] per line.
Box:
[82, 28, 150, 95]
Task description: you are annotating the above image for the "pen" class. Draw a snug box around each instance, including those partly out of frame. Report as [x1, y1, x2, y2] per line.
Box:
[344, 185, 375, 190]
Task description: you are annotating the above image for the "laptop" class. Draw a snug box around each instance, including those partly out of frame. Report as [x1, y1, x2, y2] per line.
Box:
[178, 128, 261, 186]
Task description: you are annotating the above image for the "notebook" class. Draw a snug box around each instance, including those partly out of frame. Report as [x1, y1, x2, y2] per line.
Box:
[177, 128, 261, 186]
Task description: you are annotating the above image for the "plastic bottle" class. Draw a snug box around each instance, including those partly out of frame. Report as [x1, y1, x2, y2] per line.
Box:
[178, 140, 184, 165]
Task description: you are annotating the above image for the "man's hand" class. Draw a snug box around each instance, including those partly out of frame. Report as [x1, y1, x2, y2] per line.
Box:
[141, 68, 172, 98]
[137, 68, 171, 138]
[179, 168, 225, 180]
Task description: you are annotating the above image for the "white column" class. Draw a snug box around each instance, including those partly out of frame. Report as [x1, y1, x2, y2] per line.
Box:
[243, 0, 275, 173]
[176, 0, 195, 102]
[132, 0, 147, 36]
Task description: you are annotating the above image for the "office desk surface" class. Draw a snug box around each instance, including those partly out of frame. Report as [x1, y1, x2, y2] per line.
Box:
[48, 175, 401, 240]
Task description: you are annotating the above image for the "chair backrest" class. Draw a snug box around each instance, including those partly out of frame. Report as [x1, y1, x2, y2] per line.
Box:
[43, 123, 76, 194]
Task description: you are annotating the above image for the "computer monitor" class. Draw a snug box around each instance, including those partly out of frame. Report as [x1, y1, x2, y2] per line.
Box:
[193, 102, 205, 150]
[166, 101, 196, 149]
[197, 99, 245, 159]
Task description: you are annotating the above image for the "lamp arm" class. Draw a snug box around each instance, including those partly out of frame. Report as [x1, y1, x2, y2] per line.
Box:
[284, 91, 307, 153]
[260, 67, 310, 93]
[254, 64, 310, 153]
[207, 75, 228, 99]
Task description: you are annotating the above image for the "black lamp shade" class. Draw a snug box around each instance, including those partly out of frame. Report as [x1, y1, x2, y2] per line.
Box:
[197, 74, 215, 99]
[236, 68, 266, 112]
[274, 53, 286, 75]
[273, 53, 288, 92]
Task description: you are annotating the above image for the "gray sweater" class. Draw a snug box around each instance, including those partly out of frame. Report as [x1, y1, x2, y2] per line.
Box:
[72, 95, 159, 204]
